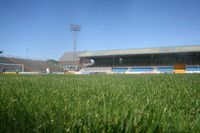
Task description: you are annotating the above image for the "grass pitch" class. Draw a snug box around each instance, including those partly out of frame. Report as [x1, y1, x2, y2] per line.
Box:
[0, 74, 200, 132]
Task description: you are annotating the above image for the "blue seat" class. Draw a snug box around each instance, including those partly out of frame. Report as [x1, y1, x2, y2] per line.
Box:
[130, 67, 153, 72]
[186, 66, 200, 71]
[112, 68, 128, 73]
[157, 66, 173, 73]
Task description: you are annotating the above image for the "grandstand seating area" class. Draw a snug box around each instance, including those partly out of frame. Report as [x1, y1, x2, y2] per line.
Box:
[2, 55, 200, 74]
[129, 67, 154, 72]
[80, 67, 112, 73]
[186, 66, 200, 72]
[111, 66, 200, 74]
[157, 66, 174, 73]
[0, 63, 22, 72]
[112, 66, 174, 73]
[74, 45, 200, 74]
[0, 56, 64, 73]
[80, 66, 175, 74]
[112, 68, 128, 73]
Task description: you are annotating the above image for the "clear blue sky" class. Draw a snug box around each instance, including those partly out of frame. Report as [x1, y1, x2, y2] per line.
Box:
[0, 0, 200, 60]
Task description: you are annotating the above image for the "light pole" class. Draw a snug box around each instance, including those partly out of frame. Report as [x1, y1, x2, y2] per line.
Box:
[26, 48, 29, 59]
[70, 24, 81, 70]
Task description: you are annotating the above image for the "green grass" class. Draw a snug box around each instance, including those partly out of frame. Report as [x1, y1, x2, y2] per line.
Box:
[0, 74, 200, 132]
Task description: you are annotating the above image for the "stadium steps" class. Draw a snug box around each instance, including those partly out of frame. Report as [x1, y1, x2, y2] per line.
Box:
[0, 56, 14, 63]
[0, 57, 64, 72]
[8, 58, 33, 72]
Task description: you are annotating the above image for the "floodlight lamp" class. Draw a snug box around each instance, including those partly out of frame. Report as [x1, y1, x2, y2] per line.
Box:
[70, 24, 81, 31]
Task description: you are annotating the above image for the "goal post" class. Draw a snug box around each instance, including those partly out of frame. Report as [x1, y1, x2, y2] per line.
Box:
[0, 63, 24, 72]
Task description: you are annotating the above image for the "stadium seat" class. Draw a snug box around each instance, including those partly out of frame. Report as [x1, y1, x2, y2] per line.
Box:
[186, 66, 200, 71]
[157, 66, 173, 73]
[130, 67, 153, 72]
[112, 68, 128, 73]
[80, 67, 112, 73]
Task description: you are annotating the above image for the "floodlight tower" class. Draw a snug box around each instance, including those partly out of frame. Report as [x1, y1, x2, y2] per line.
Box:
[26, 48, 29, 59]
[70, 24, 81, 69]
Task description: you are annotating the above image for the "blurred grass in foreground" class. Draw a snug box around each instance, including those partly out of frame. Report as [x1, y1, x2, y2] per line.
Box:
[0, 74, 200, 132]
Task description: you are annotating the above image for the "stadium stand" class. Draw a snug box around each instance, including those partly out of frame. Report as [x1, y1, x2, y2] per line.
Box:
[59, 51, 85, 71]
[186, 66, 200, 73]
[80, 67, 112, 74]
[157, 66, 174, 73]
[0, 56, 64, 73]
[78, 45, 200, 74]
[0, 56, 13, 63]
[129, 67, 153, 72]
[114, 66, 172, 74]
[112, 68, 128, 73]
[0, 63, 23, 73]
